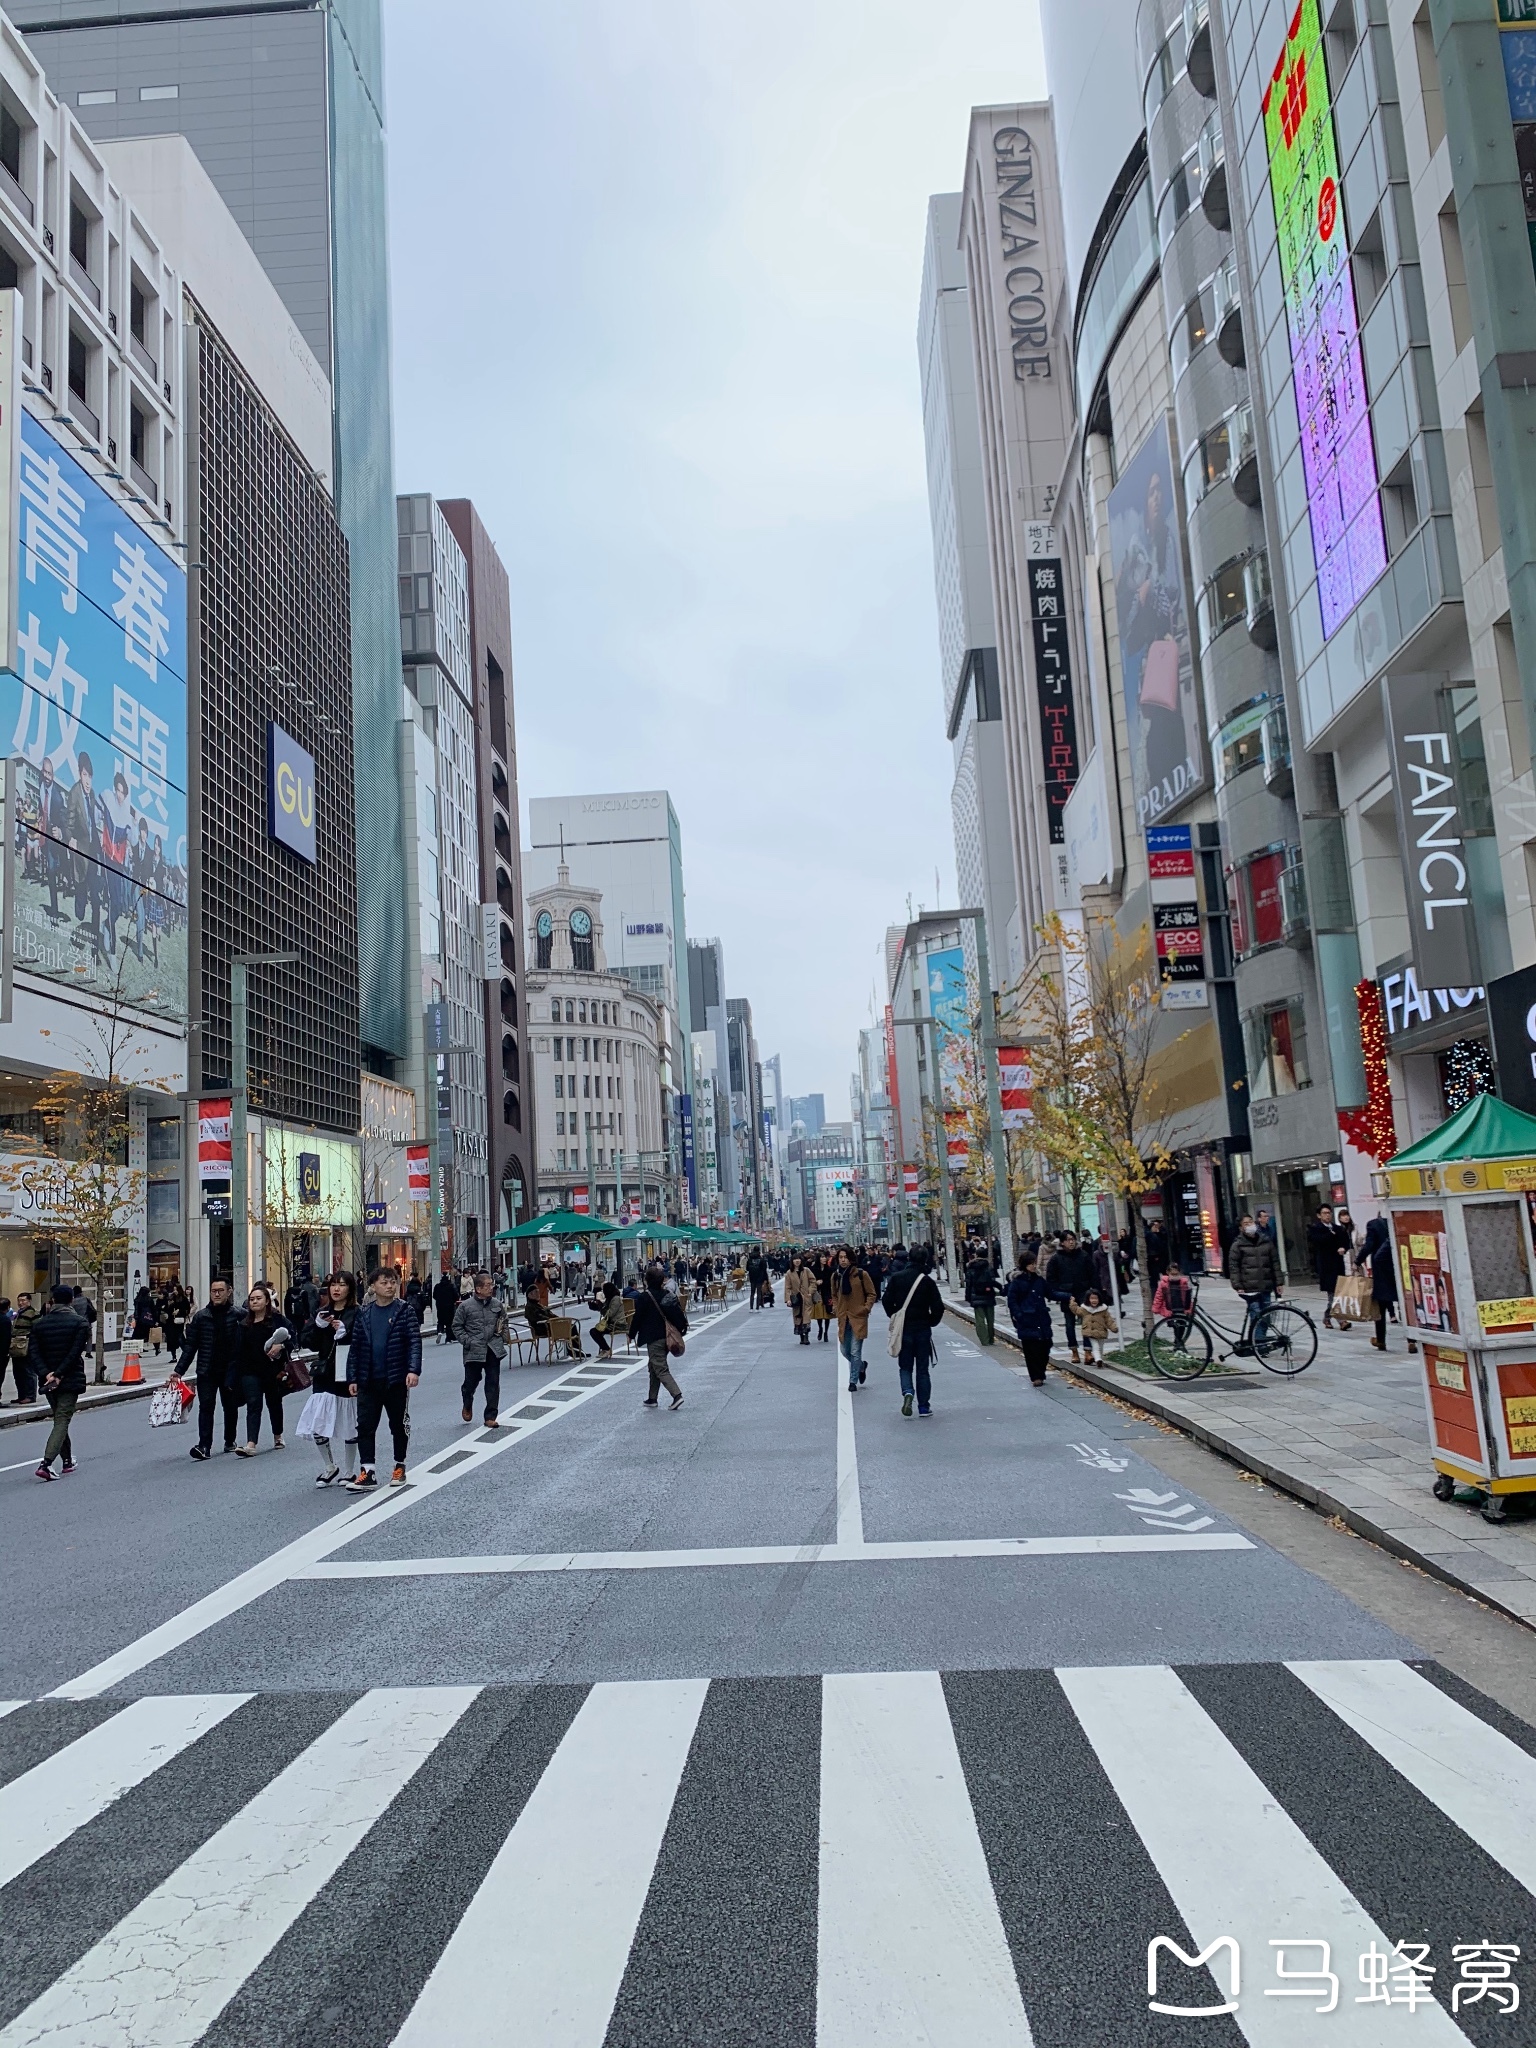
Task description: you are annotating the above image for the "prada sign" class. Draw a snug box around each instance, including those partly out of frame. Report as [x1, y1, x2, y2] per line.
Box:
[1383, 676, 1480, 993]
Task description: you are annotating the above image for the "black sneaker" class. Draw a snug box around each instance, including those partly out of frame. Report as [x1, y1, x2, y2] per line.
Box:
[901, 1395, 913, 1417]
[61, 1458, 77, 1474]
[345, 1468, 378, 1492]
[33, 1461, 53, 1480]
[314, 1466, 340, 1486]
[189, 1444, 210, 1461]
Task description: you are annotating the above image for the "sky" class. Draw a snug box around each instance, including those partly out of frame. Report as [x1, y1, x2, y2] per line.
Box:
[385, 0, 1046, 1113]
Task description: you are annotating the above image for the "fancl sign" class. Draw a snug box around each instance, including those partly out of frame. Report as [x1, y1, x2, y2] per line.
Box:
[267, 721, 316, 864]
[1381, 966, 1484, 1040]
[1384, 677, 1480, 992]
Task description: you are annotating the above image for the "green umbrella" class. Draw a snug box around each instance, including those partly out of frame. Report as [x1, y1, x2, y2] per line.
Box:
[494, 1209, 619, 1241]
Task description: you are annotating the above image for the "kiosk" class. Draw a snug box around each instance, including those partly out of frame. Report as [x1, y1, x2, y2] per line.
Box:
[1380, 1095, 1536, 1522]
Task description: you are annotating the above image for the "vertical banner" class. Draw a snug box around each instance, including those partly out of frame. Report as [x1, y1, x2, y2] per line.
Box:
[198, 1098, 232, 1185]
[572, 1185, 590, 1216]
[903, 1163, 920, 1200]
[406, 1142, 431, 1198]
[1109, 421, 1204, 827]
[1384, 674, 1481, 992]
[1024, 526, 1080, 853]
[998, 1044, 1032, 1126]
[1497, 0, 1536, 277]
[479, 901, 500, 979]
[679, 1091, 697, 1208]
[0, 290, 19, 674]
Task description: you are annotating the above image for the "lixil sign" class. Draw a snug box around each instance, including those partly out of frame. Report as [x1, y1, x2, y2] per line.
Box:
[267, 722, 316, 864]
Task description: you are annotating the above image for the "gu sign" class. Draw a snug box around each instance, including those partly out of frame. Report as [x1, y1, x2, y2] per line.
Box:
[1384, 677, 1480, 993]
[267, 722, 316, 864]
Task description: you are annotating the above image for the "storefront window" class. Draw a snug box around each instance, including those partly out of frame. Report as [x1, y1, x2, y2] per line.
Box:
[1215, 698, 1269, 784]
[1246, 1002, 1311, 1098]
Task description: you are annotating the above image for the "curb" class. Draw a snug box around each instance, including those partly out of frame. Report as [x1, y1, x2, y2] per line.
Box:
[1, 1377, 164, 1429]
[941, 1303, 1536, 1634]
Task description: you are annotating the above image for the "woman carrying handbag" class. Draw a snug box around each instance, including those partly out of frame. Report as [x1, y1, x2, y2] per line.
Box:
[297, 1270, 359, 1485]
[631, 1261, 687, 1409]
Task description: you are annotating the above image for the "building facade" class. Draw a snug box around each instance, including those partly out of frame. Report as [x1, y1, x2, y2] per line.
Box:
[526, 868, 665, 1219]
[687, 937, 736, 1218]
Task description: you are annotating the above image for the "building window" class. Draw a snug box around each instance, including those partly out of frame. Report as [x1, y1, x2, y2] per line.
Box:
[68, 198, 89, 272]
[565, 1000, 574, 1023]
[554, 1074, 563, 1098]
[1246, 1001, 1310, 1098]
[147, 1116, 181, 1162]
[0, 101, 22, 186]
[1215, 698, 1268, 785]
[535, 931, 552, 969]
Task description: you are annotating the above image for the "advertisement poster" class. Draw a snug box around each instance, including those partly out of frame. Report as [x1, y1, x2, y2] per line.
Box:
[1392, 1208, 1457, 1335]
[1261, 0, 1387, 634]
[3, 412, 188, 1017]
[998, 1044, 1032, 1127]
[1025, 551, 1080, 844]
[1109, 419, 1204, 830]
[924, 946, 970, 1160]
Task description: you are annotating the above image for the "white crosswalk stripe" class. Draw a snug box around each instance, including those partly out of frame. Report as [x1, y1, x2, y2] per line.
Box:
[0, 1662, 1527, 2046]
[0, 1692, 249, 1890]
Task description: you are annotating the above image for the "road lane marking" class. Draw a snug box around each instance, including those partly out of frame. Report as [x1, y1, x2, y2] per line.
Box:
[48, 1304, 748, 1699]
[393, 1680, 707, 2048]
[297, 1531, 1255, 1579]
[1058, 1665, 1470, 2047]
[818, 1670, 1033, 2046]
[0, 1687, 479, 2048]
[0, 1693, 250, 1890]
[836, 1381, 864, 1547]
[1290, 1658, 1536, 1896]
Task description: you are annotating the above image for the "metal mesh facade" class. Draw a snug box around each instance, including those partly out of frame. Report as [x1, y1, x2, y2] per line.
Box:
[189, 305, 360, 1134]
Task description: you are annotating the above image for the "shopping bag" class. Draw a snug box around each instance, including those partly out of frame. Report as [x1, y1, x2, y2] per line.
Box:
[149, 1377, 190, 1427]
[295, 1389, 338, 1442]
[148, 1324, 164, 1349]
[1333, 1273, 1372, 1322]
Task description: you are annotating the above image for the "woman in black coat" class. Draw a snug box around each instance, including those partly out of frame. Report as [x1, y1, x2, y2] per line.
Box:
[234, 1283, 294, 1455]
[1307, 1204, 1350, 1332]
[1006, 1252, 1055, 1388]
[1357, 1217, 1399, 1350]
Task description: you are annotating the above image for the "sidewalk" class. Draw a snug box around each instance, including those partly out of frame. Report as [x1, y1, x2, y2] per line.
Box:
[945, 1275, 1536, 1629]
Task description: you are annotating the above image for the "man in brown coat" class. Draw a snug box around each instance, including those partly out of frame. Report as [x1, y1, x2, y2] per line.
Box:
[832, 1248, 879, 1390]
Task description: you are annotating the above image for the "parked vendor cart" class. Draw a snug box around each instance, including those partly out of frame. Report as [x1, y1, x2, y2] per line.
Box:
[1379, 1094, 1536, 1522]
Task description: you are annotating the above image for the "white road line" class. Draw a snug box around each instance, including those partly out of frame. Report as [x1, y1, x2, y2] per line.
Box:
[0, 1693, 250, 1890]
[836, 1381, 864, 1547]
[0, 1686, 478, 2048]
[1291, 1658, 1536, 1896]
[49, 1303, 747, 1700]
[298, 1531, 1254, 1579]
[818, 1670, 1033, 2046]
[0, 1700, 26, 1719]
[1059, 1665, 1470, 2047]
[1, 1457, 44, 1473]
[393, 1678, 707, 2048]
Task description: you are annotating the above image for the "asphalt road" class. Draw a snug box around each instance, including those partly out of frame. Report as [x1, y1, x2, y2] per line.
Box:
[4, 1293, 1536, 2045]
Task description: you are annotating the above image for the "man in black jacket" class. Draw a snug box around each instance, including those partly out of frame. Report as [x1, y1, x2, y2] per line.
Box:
[345, 1266, 422, 1490]
[30, 1285, 90, 1478]
[432, 1270, 460, 1344]
[177, 1278, 248, 1460]
[963, 1244, 997, 1346]
[1044, 1231, 1097, 1363]
[882, 1249, 946, 1417]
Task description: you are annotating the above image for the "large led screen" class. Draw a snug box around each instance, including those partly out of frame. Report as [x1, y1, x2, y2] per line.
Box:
[1261, 0, 1387, 637]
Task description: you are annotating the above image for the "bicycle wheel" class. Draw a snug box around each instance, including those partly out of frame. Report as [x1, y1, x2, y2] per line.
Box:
[1146, 1314, 1213, 1380]
[1252, 1303, 1317, 1375]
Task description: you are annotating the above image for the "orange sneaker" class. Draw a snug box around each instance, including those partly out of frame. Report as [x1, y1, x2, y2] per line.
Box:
[390, 1464, 408, 1486]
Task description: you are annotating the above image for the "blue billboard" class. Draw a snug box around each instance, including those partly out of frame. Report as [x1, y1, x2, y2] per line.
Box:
[4, 410, 189, 1017]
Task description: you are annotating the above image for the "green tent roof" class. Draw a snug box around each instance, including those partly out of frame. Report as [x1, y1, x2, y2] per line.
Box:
[1387, 1092, 1536, 1166]
[494, 1209, 618, 1240]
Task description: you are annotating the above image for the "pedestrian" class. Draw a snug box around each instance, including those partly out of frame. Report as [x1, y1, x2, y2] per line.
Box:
[160, 1279, 189, 1358]
[1143, 1218, 1170, 1286]
[344, 1264, 422, 1491]
[71, 1286, 96, 1337]
[1358, 1216, 1399, 1350]
[30, 1284, 89, 1478]
[131, 1276, 155, 1345]
[1044, 1229, 1097, 1364]
[631, 1260, 686, 1408]
[432, 1268, 459, 1343]
[234, 1284, 294, 1456]
[5, 1290, 37, 1405]
[815, 1254, 836, 1341]
[832, 1246, 877, 1390]
[882, 1247, 945, 1416]
[1255, 1205, 1278, 1248]
[1226, 1213, 1283, 1349]
[588, 1277, 626, 1356]
[1308, 1203, 1351, 1332]
[1069, 1289, 1117, 1362]
[283, 1273, 319, 1329]
[405, 1272, 426, 1322]
[298, 1269, 359, 1485]
[453, 1271, 509, 1428]
[964, 1241, 997, 1345]
[784, 1255, 815, 1345]
[179, 1277, 246, 1460]
[745, 1247, 768, 1309]
[1006, 1251, 1054, 1386]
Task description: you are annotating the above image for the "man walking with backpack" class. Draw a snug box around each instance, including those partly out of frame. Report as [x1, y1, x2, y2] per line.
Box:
[345, 1265, 421, 1490]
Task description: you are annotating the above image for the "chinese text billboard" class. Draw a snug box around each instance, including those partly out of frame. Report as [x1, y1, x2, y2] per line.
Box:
[1261, 0, 1387, 636]
[4, 411, 188, 1017]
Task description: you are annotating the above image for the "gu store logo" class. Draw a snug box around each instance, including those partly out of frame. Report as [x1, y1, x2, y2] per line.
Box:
[2, 412, 189, 1016]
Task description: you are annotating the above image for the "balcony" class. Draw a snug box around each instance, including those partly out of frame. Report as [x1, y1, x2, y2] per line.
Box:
[1280, 853, 1309, 942]
[1214, 259, 1245, 366]
[1184, 0, 1216, 96]
[1198, 121, 1229, 231]
[130, 457, 155, 500]
[500, 976, 518, 1026]
[1244, 551, 1276, 650]
[69, 253, 100, 311]
[1261, 701, 1292, 795]
[129, 332, 156, 382]
[1231, 403, 1261, 506]
[0, 156, 32, 225]
[66, 392, 99, 442]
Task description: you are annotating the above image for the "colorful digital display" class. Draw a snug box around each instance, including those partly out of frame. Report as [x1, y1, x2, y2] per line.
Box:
[1261, 0, 1387, 637]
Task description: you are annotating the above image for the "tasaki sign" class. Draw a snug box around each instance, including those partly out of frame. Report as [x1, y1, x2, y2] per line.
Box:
[267, 721, 316, 863]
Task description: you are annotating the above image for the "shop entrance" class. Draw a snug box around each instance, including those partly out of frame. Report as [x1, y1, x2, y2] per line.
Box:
[1275, 1166, 1327, 1284]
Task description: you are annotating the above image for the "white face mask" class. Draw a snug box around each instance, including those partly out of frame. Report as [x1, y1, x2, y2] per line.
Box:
[1242, 1224, 1258, 1237]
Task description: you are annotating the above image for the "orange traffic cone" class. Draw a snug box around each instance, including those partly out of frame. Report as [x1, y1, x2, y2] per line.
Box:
[120, 1350, 143, 1385]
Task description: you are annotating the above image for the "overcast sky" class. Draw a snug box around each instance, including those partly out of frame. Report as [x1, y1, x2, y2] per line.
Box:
[385, 0, 1045, 1113]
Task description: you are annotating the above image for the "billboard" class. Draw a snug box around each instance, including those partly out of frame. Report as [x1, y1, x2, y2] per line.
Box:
[1109, 419, 1204, 830]
[4, 411, 188, 1017]
[1261, 0, 1387, 636]
[267, 721, 316, 864]
[1024, 537, 1080, 845]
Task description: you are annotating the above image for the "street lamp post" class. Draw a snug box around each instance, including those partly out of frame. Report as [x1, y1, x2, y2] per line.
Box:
[892, 1014, 959, 1287]
[229, 952, 300, 1301]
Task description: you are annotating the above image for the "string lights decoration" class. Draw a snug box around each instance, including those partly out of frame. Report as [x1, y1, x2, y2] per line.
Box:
[1443, 1038, 1495, 1115]
[1338, 979, 1397, 1163]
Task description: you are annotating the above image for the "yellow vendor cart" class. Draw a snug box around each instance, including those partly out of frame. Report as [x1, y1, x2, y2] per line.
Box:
[1379, 1094, 1536, 1523]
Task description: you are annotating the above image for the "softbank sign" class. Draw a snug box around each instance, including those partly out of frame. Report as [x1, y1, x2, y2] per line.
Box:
[1385, 678, 1480, 992]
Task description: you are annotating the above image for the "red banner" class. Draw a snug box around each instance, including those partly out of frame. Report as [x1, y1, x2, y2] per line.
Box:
[572, 1185, 590, 1215]
[406, 1142, 430, 1198]
[997, 1046, 1032, 1128]
[197, 1099, 232, 1185]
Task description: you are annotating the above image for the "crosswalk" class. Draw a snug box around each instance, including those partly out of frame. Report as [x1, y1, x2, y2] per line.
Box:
[1, 1660, 1533, 2045]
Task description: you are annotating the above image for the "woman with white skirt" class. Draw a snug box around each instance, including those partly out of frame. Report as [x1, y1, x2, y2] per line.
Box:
[296, 1270, 359, 1485]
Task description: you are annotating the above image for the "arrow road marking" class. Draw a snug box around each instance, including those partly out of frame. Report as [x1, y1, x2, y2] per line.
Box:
[1069, 1443, 1131, 1472]
[1115, 1487, 1216, 1533]
[1116, 1488, 1181, 1507]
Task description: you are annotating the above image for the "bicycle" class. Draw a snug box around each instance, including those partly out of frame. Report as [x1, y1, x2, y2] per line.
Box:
[1145, 1274, 1317, 1381]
